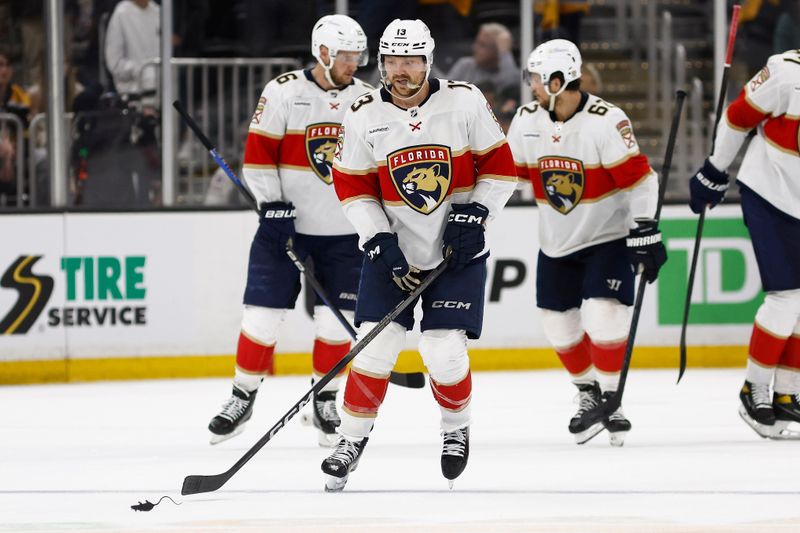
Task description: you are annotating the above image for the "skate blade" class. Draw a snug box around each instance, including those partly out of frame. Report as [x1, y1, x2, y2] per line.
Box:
[317, 431, 338, 448]
[769, 420, 800, 440]
[738, 405, 775, 439]
[608, 430, 628, 447]
[573, 422, 605, 445]
[324, 474, 349, 492]
[209, 424, 246, 445]
[448, 479, 454, 490]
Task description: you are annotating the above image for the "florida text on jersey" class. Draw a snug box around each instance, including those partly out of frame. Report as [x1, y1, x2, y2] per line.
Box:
[710, 49, 800, 219]
[243, 69, 373, 235]
[331, 79, 518, 269]
[507, 92, 658, 258]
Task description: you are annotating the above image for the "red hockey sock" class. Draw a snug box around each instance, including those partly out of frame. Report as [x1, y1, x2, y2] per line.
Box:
[589, 338, 627, 374]
[555, 334, 592, 377]
[312, 338, 350, 377]
[778, 334, 800, 370]
[431, 371, 472, 412]
[342, 369, 390, 417]
[236, 331, 275, 375]
[749, 322, 788, 368]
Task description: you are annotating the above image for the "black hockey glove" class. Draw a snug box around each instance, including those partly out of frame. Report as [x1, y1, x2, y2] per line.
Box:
[258, 201, 296, 254]
[364, 232, 421, 292]
[442, 202, 489, 270]
[626, 220, 667, 284]
[689, 158, 729, 214]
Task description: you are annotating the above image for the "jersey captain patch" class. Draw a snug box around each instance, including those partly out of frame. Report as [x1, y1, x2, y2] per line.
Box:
[306, 123, 341, 184]
[387, 145, 453, 214]
[539, 156, 585, 214]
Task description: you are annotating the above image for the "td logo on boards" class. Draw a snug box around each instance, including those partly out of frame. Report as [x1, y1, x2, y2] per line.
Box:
[658, 218, 764, 325]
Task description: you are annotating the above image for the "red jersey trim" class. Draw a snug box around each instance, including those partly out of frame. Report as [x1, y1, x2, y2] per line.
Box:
[726, 90, 769, 130]
[762, 115, 800, 155]
[333, 167, 381, 203]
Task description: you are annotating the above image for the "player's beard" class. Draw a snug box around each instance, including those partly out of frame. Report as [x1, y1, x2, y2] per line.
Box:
[390, 73, 426, 97]
[330, 69, 354, 87]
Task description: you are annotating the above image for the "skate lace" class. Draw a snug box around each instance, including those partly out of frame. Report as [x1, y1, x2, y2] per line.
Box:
[218, 395, 249, 422]
[317, 398, 341, 425]
[574, 390, 599, 415]
[330, 438, 361, 464]
[751, 383, 772, 408]
[441, 428, 467, 457]
[607, 407, 626, 421]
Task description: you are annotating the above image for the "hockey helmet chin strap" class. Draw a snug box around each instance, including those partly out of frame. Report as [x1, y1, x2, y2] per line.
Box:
[543, 79, 568, 112]
[320, 55, 339, 88]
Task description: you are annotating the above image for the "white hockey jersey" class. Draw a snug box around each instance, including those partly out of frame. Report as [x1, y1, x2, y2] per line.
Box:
[332, 79, 518, 269]
[243, 69, 373, 235]
[710, 50, 800, 219]
[507, 92, 658, 258]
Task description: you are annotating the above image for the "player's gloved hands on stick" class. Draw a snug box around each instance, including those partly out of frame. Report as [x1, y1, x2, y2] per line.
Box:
[258, 201, 296, 254]
[689, 158, 729, 214]
[364, 232, 421, 291]
[442, 202, 489, 269]
[626, 219, 667, 284]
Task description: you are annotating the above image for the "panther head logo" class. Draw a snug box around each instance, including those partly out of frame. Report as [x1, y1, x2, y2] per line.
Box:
[313, 141, 336, 172]
[402, 164, 450, 213]
[539, 157, 585, 214]
[306, 123, 340, 185]
[545, 172, 581, 211]
[388, 145, 453, 215]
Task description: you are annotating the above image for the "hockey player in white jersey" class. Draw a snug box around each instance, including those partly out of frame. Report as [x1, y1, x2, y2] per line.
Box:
[507, 40, 666, 446]
[207, 15, 372, 446]
[321, 19, 517, 491]
[689, 49, 800, 440]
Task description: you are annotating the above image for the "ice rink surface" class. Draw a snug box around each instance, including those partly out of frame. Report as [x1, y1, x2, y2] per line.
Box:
[2, 368, 799, 532]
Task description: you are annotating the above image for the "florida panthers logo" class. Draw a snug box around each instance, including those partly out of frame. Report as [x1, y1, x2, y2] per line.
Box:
[305, 123, 340, 184]
[539, 156, 585, 214]
[387, 145, 452, 214]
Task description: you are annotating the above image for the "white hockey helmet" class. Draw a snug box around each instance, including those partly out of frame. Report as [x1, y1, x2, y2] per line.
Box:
[526, 39, 582, 109]
[378, 19, 435, 90]
[311, 15, 368, 85]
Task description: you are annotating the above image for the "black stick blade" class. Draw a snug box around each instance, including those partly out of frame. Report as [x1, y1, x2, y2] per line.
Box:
[182, 473, 229, 496]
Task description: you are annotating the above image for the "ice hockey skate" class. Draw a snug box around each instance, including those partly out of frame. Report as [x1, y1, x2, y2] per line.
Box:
[208, 385, 258, 445]
[311, 390, 341, 447]
[321, 436, 369, 492]
[601, 391, 632, 447]
[738, 380, 776, 438]
[441, 427, 469, 489]
[568, 382, 605, 444]
[770, 393, 800, 440]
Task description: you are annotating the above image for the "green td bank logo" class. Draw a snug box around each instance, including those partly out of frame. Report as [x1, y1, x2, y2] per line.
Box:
[658, 218, 764, 325]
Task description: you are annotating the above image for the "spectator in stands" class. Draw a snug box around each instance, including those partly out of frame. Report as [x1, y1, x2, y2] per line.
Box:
[581, 63, 602, 95]
[0, 49, 31, 126]
[774, 1, 800, 53]
[104, 0, 160, 97]
[536, 0, 589, 44]
[0, 48, 30, 201]
[738, 0, 783, 75]
[448, 23, 518, 94]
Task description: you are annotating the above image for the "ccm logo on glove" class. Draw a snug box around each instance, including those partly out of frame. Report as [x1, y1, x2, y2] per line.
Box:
[448, 213, 485, 225]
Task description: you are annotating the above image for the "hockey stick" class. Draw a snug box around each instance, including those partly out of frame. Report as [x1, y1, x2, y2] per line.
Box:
[182, 256, 450, 495]
[284, 244, 426, 389]
[678, 4, 741, 383]
[603, 90, 687, 416]
[172, 100, 425, 390]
